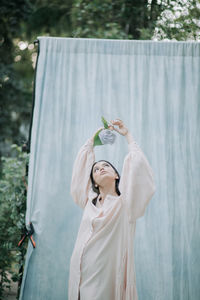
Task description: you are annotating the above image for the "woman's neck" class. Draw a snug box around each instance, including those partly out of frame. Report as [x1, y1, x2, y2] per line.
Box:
[98, 182, 118, 202]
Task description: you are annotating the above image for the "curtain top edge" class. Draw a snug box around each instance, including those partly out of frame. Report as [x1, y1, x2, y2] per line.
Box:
[36, 36, 200, 56]
[37, 36, 200, 44]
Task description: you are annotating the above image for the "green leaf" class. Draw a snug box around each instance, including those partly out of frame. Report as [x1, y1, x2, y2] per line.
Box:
[93, 129, 103, 146]
[101, 116, 109, 129]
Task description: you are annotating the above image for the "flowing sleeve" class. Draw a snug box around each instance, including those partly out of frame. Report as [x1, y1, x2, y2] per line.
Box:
[119, 133, 156, 222]
[70, 137, 95, 209]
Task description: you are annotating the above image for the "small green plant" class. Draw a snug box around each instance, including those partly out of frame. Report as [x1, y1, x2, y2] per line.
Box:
[93, 116, 109, 146]
[0, 144, 29, 299]
[101, 116, 109, 129]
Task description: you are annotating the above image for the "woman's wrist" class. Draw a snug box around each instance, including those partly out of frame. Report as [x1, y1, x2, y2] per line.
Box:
[86, 136, 95, 148]
[124, 128, 129, 136]
[125, 131, 134, 144]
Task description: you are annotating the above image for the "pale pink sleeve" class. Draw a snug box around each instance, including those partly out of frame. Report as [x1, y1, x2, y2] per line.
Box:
[70, 137, 95, 209]
[119, 133, 156, 222]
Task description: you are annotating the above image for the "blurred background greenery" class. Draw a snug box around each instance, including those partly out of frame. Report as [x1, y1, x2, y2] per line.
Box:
[0, 0, 200, 162]
[0, 0, 199, 298]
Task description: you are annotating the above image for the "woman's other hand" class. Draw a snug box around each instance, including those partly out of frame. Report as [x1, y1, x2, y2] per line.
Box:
[108, 119, 128, 136]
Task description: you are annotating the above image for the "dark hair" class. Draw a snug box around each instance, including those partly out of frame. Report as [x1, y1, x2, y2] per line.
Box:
[90, 160, 121, 206]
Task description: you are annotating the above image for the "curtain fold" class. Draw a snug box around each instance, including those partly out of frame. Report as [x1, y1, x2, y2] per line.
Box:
[19, 37, 200, 300]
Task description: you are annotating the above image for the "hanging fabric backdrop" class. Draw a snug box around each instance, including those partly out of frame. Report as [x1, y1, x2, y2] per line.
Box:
[19, 37, 200, 300]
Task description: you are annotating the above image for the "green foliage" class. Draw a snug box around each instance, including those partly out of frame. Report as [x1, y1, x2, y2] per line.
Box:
[93, 129, 104, 146]
[0, 0, 34, 159]
[24, 0, 74, 37]
[71, 0, 165, 39]
[154, 0, 200, 40]
[0, 145, 29, 299]
[101, 116, 109, 129]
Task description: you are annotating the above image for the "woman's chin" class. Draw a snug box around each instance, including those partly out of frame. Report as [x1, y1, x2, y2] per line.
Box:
[98, 176, 114, 185]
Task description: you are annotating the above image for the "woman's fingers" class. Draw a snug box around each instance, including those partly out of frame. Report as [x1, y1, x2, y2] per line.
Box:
[112, 127, 120, 133]
[108, 124, 114, 130]
[109, 119, 128, 136]
[111, 119, 122, 123]
[110, 119, 123, 126]
[109, 123, 120, 133]
[92, 119, 124, 140]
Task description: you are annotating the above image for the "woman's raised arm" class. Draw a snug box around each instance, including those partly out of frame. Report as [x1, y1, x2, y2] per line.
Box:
[109, 119, 156, 222]
[70, 127, 104, 209]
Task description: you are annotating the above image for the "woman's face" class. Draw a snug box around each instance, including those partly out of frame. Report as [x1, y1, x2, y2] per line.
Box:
[92, 161, 118, 187]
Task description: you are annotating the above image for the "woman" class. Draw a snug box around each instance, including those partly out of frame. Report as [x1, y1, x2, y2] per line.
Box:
[68, 119, 156, 300]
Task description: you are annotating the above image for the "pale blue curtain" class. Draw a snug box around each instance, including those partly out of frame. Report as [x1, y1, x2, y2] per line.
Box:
[19, 37, 200, 300]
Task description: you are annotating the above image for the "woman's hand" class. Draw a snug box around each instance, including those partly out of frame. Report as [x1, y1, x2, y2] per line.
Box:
[108, 119, 129, 136]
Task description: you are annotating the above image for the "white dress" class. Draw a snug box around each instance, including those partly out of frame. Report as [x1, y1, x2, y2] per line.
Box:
[68, 134, 156, 300]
